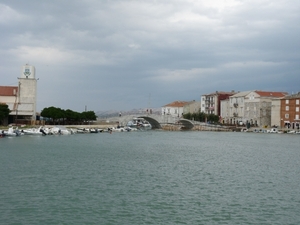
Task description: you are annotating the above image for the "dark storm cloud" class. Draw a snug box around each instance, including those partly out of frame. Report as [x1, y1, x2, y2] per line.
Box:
[1, 0, 299, 111]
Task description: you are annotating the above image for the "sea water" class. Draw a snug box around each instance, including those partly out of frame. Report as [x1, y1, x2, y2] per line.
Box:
[1, 131, 300, 224]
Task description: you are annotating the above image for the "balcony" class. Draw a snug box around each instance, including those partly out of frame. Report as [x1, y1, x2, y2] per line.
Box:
[233, 112, 238, 117]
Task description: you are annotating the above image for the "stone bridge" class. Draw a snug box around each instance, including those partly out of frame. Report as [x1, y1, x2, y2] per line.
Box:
[105, 114, 207, 130]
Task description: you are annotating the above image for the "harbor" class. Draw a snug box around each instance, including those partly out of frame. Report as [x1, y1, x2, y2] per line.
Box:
[1, 131, 300, 224]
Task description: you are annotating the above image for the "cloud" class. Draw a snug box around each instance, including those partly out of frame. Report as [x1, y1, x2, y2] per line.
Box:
[0, 0, 299, 111]
[0, 4, 25, 25]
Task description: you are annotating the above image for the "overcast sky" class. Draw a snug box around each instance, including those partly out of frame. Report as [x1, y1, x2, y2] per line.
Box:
[1, 0, 299, 112]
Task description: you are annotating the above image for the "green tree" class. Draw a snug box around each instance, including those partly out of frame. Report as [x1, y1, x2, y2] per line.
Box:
[207, 114, 219, 123]
[0, 104, 11, 125]
[41, 106, 97, 125]
[183, 112, 192, 120]
[81, 111, 97, 122]
[183, 111, 219, 123]
[41, 106, 65, 125]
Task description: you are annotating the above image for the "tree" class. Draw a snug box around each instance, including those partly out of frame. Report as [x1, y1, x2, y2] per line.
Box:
[41, 106, 64, 125]
[0, 104, 11, 125]
[183, 112, 192, 120]
[81, 111, 97, 122]
[183, 111, 219, 123]
[40, 106, 97, 125]
[207, 114, 219, 123]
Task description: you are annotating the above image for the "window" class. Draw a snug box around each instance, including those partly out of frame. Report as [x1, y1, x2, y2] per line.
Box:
[286, 99, 289, 104]
[247, 107, 249, 111]
[296, 115, 299, 120]
[296, 99, 299, 105]
[285, 114, 289, 119]
[286, 106, 289, 111]
[296, 107, 299, 112]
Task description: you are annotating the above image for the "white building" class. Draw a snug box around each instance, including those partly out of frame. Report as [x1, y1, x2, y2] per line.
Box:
[183, 100, 201, 115]
[161, 101, 190, 117]
[271, 98, 282, 127]
[221, 90, 287, 126]
[0, 64, 37, 124]
[228, 91, 251, 125]
[244, 91, 287, 127]
[201, 91, 236, 115]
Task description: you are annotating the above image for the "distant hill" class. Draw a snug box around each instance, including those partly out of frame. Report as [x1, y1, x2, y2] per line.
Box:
[96, 108, 161, 118]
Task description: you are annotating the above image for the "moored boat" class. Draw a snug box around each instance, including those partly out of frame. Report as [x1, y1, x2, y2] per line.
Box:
[127, 118, 152, 130]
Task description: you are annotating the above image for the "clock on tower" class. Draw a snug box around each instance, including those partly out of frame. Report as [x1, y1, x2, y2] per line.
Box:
[21, 65, 35, 79]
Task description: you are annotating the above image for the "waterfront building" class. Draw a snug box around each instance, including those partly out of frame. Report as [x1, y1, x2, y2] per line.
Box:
[0, 64, 37, 125]
[182, 100, 201, 115]
[221, 90, 287, 127]
[161, 101, 190, 117]
[280, 92, 300, 129]
[226, 91, 251, 125]
[200, 91, 236, 116]
[271, 98, 282, 128]
[244, 91, 287, 127]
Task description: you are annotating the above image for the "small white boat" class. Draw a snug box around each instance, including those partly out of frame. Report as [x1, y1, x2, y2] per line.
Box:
[111, 127, 127, 132]
[22, 126, 46, 135]
[125, 127, 138, 132]
[77, 128, 90, 134]
[267, 128, 278, 133]
[50, 126, 72, 135]
[90, 128, 103, 133]
[3, 127, 23, 136]
[127, 118, 152, 130]
[287, 130, 296, 134]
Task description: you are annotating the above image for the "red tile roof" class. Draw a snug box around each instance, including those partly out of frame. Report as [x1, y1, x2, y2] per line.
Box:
[255, 91, 288, 98]
[164, 101, 190, 107]
[0, 86, 18, 96]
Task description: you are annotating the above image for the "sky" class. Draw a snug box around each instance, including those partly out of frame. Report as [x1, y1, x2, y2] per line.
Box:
[1, 0, 300, 113]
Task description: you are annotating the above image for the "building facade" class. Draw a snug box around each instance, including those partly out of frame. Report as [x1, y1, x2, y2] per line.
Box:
[0, 64, 37, 124]
[228, 91, 251, 125]
[244, 91, 287, 127]
[183, 100, 201, 115]
[271, 98, 282, 127]
[221, 90, 287, 126]
[280, 92, 300, 129]
[201, 91, 236, 116]
[162, 101, 190, 117]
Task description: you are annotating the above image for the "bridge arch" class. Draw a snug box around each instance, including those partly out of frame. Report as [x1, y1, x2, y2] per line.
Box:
[114, 114, 196, 130]
[138, 117, 195, 130]
[177, 119, 194, 130]
[137, 116, 162, 129]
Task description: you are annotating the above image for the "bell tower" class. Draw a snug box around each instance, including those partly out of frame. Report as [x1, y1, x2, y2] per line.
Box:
[17, 64, 37, 121]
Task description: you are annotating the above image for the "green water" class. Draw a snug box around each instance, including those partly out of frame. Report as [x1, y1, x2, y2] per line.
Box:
[1, 131, 300, 224]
